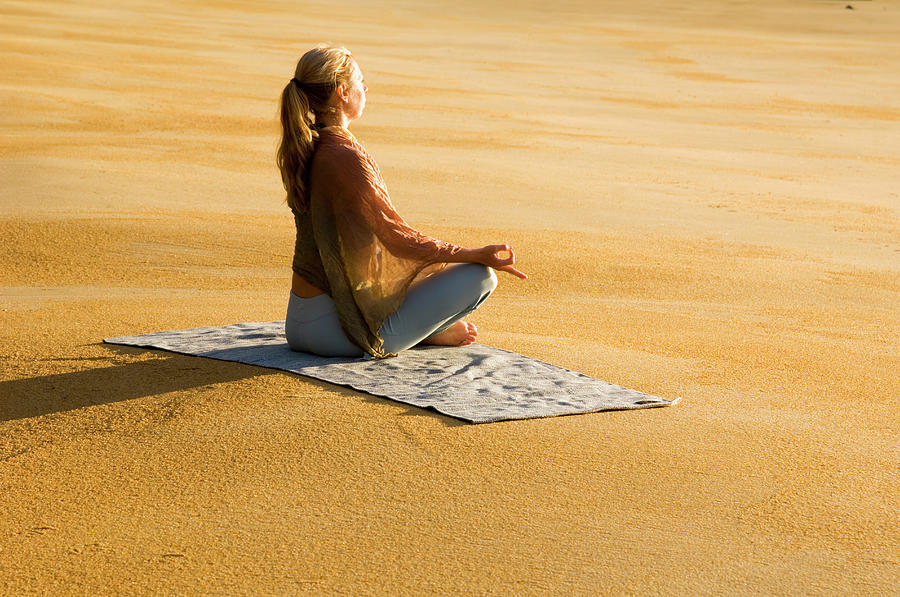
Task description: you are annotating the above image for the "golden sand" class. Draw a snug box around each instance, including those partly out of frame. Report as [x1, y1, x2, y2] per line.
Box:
[1, 0, 897, 593]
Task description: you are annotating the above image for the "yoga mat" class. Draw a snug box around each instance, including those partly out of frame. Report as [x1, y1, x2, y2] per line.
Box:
[104, 321, 679, 423]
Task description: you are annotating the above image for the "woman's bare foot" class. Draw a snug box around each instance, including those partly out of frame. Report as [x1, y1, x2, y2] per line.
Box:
[422, 321, 478, 346]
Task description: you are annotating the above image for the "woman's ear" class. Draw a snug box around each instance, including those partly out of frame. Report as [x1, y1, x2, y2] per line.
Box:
[335, 83, 349, 103]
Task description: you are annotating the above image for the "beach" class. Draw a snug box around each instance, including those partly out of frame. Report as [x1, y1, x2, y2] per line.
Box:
[1, 0, 898, 593]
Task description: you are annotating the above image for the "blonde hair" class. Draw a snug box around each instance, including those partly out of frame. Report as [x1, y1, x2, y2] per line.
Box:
[277, 45, 355, 213]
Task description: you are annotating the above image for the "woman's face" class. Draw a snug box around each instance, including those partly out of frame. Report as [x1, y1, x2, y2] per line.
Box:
[343, 61, 367, 121]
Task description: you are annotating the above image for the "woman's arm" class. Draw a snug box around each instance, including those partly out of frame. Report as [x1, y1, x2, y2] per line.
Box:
[318, 140, 527, 279]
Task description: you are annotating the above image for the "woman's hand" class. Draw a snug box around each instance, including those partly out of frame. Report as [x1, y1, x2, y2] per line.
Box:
[478, 244, 527, 280]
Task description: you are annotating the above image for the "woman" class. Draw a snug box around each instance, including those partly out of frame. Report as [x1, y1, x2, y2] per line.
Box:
[277, 45, 526, 359]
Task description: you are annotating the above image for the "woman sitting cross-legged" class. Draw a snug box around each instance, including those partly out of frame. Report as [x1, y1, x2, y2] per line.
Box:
[277, 45, 526, 359]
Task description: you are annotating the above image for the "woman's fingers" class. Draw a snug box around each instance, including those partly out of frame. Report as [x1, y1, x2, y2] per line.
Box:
[480, 244, 526, 279]
[499, 265, 528, 280]
[490, 245, 514, 263]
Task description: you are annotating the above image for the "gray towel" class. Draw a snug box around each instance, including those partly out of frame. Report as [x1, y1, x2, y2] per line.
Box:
[105, 321, 679, 423]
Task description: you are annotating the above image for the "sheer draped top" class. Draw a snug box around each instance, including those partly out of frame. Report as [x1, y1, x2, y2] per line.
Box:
[291, 127, 462, 358]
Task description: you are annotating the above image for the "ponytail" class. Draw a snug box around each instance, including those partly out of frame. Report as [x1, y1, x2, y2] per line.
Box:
[276, 45, 355, 213]
[277, 80, 316, 213]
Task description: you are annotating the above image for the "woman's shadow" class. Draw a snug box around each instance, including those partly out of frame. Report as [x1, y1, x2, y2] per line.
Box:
[0, 346, 270, 422]
[0, 344, 459, 424]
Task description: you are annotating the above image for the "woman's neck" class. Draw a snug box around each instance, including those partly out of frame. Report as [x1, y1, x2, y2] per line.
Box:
[316, 112, 350, 130]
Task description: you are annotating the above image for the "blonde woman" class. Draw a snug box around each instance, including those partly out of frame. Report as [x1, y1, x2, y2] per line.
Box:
[278, 45, 526, 359]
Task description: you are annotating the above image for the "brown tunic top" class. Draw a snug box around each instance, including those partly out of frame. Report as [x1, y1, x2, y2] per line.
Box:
[291, 127, 463, 358]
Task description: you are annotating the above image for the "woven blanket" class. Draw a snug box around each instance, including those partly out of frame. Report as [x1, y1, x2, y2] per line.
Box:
[104, 321, 678, 423]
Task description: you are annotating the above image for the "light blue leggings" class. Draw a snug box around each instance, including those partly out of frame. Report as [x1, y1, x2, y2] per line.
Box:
[285, 263, 498, 357]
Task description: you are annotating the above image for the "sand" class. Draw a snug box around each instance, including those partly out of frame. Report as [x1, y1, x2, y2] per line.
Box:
[1, 0, 898, 594]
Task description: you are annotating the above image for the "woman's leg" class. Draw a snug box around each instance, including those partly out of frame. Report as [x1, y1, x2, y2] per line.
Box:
[285, 264, 497, 357]
[379, 264, 498, 354]
[285, 292, 364, 357]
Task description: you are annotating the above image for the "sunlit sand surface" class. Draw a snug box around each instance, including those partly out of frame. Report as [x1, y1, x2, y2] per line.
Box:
[2, 0, 898, 593]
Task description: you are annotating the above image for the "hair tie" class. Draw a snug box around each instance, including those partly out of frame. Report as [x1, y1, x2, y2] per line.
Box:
[290, 77, 302, 88]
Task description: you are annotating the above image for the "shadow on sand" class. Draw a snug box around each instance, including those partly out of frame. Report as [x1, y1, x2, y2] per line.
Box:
[0, 346, 271, 422]
[1, 345, 461, 425]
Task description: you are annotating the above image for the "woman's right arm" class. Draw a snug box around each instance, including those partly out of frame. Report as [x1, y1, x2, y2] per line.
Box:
[320, 142, 527, 279]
